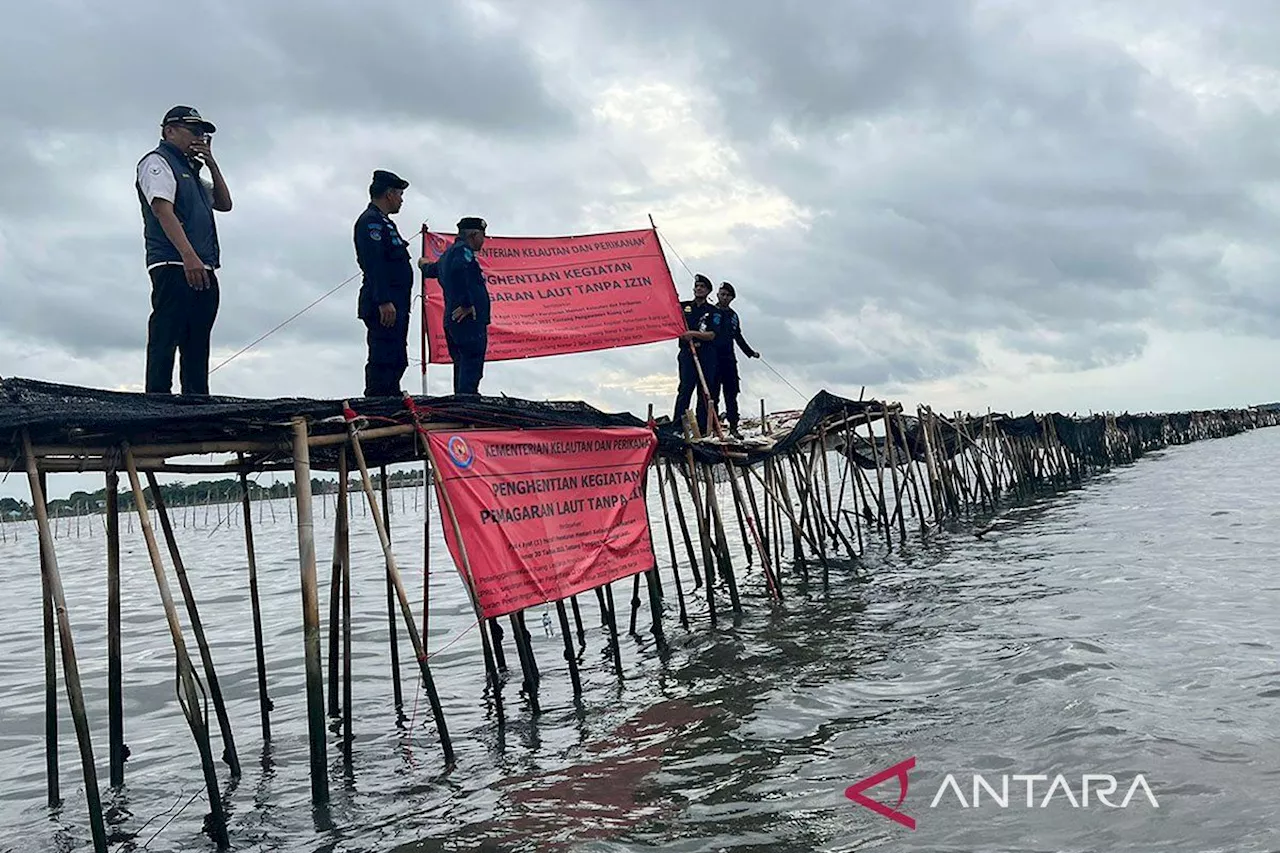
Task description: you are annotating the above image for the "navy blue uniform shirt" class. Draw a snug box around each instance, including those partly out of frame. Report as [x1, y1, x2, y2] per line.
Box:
[713, 306, 755, 359]
[679, 299, 722, 354]
[354, 203, 413, 318]
[438, 239, 491, 328]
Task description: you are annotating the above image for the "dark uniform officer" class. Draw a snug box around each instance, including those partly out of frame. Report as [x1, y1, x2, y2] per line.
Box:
[354, 169, 414, 397]
[136, 105, 232, 395]
[673, 273, 722, 435]
[436, 216, 490, 395]
[710, 280, 760, 438]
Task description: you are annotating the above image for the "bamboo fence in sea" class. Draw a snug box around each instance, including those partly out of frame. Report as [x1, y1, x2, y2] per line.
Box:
[2, 376, 1275, 852]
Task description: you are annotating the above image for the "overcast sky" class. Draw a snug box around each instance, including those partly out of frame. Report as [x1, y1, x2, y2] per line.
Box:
[3, 0, 1280, 499]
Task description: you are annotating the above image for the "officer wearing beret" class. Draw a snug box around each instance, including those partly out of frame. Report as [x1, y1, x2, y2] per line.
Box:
[710, 281, 760, 439]
[354, 169, 414, 396]
[672, 273, 722, 435]
[435, 217, 490, 395]
[135, 105, 232, 395]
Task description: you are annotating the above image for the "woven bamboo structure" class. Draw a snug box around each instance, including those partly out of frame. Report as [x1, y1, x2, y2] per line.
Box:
[2, 376, 1275, 851]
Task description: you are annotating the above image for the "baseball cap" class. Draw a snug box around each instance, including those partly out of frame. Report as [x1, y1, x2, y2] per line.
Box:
[162, 106, 216, 134]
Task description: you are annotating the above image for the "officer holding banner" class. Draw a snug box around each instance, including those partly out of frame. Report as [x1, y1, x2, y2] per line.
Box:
[672, 273, 721, 435]
[436, 216, 491, 395]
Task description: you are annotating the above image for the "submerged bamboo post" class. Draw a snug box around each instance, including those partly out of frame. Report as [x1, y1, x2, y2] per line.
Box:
[663, 460, 701, 591]
[508, 611, 541, 714]
[555, 600, 582, 699]
[702, 464, 742, 613]
[655, 457, 690, 629]
[381, 466, 404, 717]
[338, 449, 353, 760]
[25, 441, 106, 852]
[38, 471, 60, 809]
[238, 467, 272, 745]
[679, 435, 717, 625]
[147, 473, 241, 779]
[327, 475, 344, 719]
[288, 419, 330, 806]
[122, 447, 229, 847]
[602, 582, 624, 676]
[347, 420, 454, 761]
[106, 470, 126, 789]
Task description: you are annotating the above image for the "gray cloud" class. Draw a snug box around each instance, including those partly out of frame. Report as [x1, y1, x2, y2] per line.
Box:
[3, 0, 1280, 429]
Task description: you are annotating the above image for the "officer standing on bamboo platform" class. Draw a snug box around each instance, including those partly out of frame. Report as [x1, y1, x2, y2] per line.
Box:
[710, 281, 760, 439]
[435, 217, 491, 395]
[136, 106, 232, 395]
[672, 273, 721, 435]
[354, 169, 414, 397]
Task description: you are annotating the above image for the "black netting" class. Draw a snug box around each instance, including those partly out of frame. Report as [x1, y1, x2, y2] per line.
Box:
[1, 377, 1271, 474]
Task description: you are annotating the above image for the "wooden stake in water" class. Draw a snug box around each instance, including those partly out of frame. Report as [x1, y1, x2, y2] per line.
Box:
[38, 470, 60, 809]
[147, 473, 242, 780]
[25, 443, 106, 852]
[380, 466, 405, 718]
[237, 466, 272, 746]
[347, 420, 454, 763]
[288, 419, 330, 807]
[122, 447, 229, 847]
[106, 470, 126, 789]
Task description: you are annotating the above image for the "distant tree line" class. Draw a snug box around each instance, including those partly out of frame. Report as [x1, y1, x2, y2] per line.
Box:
[0, 468, 425, 521]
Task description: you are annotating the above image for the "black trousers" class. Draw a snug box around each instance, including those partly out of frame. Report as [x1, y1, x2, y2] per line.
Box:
[673, 347, 718, 435]
[145, 265, 220, 395]
[711, 355, 742, 429]
[444, 322, 487, 395]
[362, 299, 411, 397]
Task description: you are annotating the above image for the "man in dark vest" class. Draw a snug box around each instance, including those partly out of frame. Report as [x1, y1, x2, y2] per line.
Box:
[435, 217, 491, 395]
[136, 105, 232, 395]
[354, 169, 415, 397]
[710, 280, 760, 439]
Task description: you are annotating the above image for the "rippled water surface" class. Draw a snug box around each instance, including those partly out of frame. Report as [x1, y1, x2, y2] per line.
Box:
[2, 427, 1279, 852]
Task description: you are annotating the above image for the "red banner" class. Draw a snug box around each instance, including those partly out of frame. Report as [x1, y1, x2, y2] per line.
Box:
[426, 426, 658, 619]
[421, 228, 686, 363]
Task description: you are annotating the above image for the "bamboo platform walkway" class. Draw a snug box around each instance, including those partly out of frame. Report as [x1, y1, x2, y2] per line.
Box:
[2, 376, 1275, 851]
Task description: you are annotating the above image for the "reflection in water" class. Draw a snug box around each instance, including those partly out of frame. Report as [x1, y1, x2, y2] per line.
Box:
[2, 428, 1280, 852]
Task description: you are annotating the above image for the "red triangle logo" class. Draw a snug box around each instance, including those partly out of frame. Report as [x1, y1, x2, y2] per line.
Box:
[845, 756, 916, 830]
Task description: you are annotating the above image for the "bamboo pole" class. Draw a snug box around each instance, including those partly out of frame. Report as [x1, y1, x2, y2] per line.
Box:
[147, 473, 241, 779]
[654, 458, 690, 629]
[380, 466, 404, 716]
[327, 471, 344, 719]
[237, 466, 272, 745]
[422, 455, 432, 646]
[121, 447, 229, 847]
[702, 463, 742, 613]
[288, 419, 330, 806]
[106, 470, 125, 789]
[555, 599, 583, 698]
[346, 420, 454, 761]
[38, 470, 60, 809]
[338, 449, 353, 761]
[25, 444, 106, 852]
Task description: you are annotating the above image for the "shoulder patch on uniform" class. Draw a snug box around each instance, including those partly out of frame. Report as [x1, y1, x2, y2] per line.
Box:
[369, 229, 382, 241]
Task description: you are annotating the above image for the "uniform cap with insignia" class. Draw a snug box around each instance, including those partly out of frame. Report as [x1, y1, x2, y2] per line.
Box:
[370, 169, 409, 194]
[457, 216, 487, 231]
[162, 105, 216, 134]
